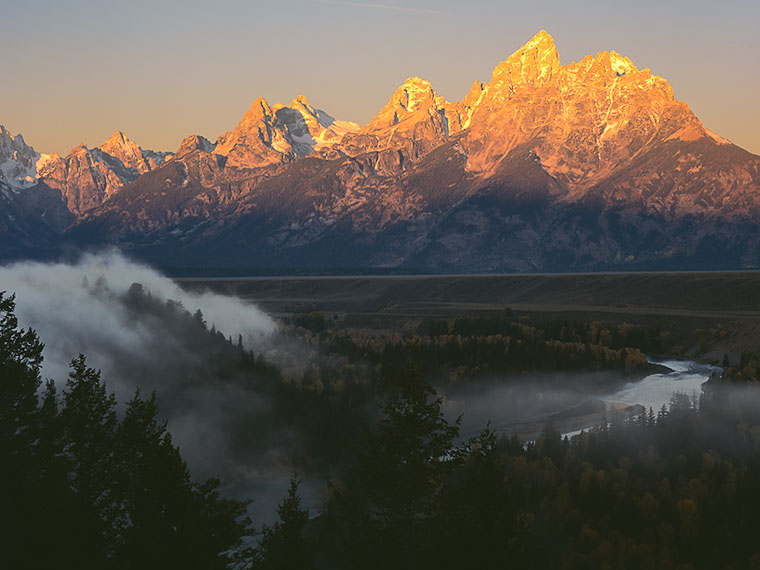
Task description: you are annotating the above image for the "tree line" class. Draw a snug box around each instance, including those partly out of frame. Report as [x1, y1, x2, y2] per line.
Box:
[0, 292, 249, 569]
[8, 287, 760, 568]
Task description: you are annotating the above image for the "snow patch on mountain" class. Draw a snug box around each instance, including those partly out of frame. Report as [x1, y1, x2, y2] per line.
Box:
[0, 125, 44, 190]
[608, 51, 637, 76]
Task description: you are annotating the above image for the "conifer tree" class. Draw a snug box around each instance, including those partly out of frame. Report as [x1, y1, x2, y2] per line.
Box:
[254, 474, 312, 569]
[113, 389, 251, 569]
[0, 292, 50, 568]
[60, 355, 119, 562]
[0, 292, 43, 464]
[0, 292, 252, 568]
[332, 369, 460, 568]
[435, 426, 531, 569]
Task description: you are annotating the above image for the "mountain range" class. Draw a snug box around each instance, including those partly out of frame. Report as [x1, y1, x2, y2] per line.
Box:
[2, 30, 759, 274]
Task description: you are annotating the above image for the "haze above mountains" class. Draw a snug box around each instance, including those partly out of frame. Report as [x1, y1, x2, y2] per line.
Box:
[2, 31, 759, 274]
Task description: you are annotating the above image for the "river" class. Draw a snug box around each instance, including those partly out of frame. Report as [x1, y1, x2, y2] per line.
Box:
[559, 359, 722, 439]
[605, 359, 721, 412]
[448, 359, 723, 443]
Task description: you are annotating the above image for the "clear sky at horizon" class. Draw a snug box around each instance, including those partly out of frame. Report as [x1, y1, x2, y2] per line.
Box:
[2, 0, 758, 155]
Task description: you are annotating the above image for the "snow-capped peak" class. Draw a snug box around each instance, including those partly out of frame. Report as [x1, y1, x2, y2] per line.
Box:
[275, 96, 359, 157]
[608, 50, 638, 76]
[0, 125, 48, 190]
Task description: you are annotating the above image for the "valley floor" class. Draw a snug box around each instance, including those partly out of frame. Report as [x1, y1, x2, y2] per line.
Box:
[178, 270, 760, 364]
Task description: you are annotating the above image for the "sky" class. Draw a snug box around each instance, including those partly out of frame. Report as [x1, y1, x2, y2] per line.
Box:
[2, 0, 758, 156]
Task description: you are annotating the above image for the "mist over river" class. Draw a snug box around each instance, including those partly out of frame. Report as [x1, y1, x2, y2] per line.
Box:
[604, 359, 722, 413]
[444, 359, 722, 442]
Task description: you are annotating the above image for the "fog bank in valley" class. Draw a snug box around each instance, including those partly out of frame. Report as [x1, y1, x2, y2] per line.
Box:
[0, 251, 284, 478]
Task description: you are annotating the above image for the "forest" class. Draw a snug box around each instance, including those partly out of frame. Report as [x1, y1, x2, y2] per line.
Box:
[4, 286, 760, 569]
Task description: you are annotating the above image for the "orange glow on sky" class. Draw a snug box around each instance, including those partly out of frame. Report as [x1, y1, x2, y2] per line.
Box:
[2, 0, 758, 156]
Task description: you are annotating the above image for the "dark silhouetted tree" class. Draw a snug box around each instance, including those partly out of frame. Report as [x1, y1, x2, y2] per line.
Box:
[254, 474, 312, 570]
[331, 369, 460, 569]
[435, 426, 532, 569]
[0, 292, 252, 569]
[113, 389, 251, 569]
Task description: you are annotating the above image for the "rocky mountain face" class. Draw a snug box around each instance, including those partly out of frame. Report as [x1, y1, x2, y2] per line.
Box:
[0, 125, 47, 190]
[35, 132, 172, 216]
[207, 96, 361, 168]
[3, 31, 760, 272]
[0, 127, 73, 257]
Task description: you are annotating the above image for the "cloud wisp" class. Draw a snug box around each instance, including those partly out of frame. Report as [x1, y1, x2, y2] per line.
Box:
[0, 250, 276, 393]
